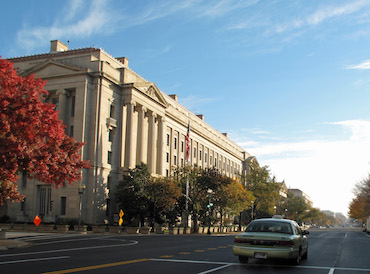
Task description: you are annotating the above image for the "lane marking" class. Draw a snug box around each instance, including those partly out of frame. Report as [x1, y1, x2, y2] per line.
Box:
[160, 255, 173, 258]
[328, 268, 335, 274]
[198, 263, 233, 274]
[179, 252, 191, 255]
[41, 258, 149, 274]
[35, 236, 115, 246]
[0, 256, 69, 265]
[194, 250, 205, 252]
[0, 241, 138, 258]
[151, 258, 370, 272]
[208, 248, 217, 250]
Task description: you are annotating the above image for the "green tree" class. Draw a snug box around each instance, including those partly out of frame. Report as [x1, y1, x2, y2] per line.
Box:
[246, 161, 280, 217]
[146, 177, 182, 226]
[280, 192, 310, 223]
[115, 163, 151, 226]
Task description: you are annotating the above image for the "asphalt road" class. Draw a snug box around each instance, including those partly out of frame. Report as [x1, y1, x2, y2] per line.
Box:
[0, 228, 369, 273]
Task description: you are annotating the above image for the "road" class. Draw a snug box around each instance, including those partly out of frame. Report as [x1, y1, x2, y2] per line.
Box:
[0, 228, 369, 273]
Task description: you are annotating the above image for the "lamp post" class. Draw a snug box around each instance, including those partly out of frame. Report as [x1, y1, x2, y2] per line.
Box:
[251, 201, 254, 221]
[207, 189, 213, 235]
[274, 205, 277, 215]
[78, 183, 86, 232]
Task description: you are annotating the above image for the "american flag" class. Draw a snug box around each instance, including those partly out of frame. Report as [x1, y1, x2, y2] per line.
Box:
[185, 120, 190, 163]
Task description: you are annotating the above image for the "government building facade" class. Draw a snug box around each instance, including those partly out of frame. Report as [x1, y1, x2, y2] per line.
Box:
[3, 40, 254, 225]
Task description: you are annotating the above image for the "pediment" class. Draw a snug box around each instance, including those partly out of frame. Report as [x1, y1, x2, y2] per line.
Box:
[132, 82, 169, 108]
[20, 59, 89, 78]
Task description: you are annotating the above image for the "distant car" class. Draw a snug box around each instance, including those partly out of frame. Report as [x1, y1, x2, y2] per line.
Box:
[233, 218, 309, 264]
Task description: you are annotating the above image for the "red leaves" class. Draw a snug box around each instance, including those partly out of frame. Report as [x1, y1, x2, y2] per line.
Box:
[0, 58, 90, 205]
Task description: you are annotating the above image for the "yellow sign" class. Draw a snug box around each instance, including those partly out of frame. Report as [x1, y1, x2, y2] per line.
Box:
[119, 218, 123, 226]
[119, 210, 124, 218]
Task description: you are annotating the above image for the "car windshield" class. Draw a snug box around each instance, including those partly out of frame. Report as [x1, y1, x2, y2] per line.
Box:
[245, 221, 293, 234]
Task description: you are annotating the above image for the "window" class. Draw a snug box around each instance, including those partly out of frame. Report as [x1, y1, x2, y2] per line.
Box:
[108, 151, 112, 164]
[71, 96, 75, 117]
[166, 153, 169, 163]
[107, 176, 112, 190]
[52, 98, 59, 110]
[199, 150, 202, 160]
[174, 137, 177, 149]
[181, 141, 184, 152]
[194, 148, 196, 158]
[70, 126, 74, 137]
[109, 129, 114, 142]
[106, 199, 111, 217]
[167, 134, 170, 146]
[22, 172, 27, 188]
[61, 197, 67, 215]
[166, 169, 169, 177]
[174, 155, 177, 165]
[205, 153, 208, 163]
[181, 159, 184, 167]
[21, 198, 26, 212]
[110, 105, 115, 118]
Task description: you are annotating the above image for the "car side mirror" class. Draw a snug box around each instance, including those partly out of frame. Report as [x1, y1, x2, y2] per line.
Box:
[302, 230, 309, 235]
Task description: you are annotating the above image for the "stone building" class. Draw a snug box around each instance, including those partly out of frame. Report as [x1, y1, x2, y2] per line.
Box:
[3, 40, 253, 225]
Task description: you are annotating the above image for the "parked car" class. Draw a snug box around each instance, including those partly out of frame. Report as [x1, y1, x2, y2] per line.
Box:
[233, 218, 309, 264]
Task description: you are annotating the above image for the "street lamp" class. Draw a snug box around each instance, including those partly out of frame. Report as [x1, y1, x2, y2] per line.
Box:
[78, 183, 86, 231]
[251, 201, 254, 221]
[207, 189, 213, 235]
[274, 205, 277, 215]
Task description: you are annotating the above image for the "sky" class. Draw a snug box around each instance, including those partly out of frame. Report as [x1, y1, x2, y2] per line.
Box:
[2, 0, 370, 217]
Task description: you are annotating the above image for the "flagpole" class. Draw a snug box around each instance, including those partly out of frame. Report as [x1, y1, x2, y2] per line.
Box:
[185, 114, 190, 226]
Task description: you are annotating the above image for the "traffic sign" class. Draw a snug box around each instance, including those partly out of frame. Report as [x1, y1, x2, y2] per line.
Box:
[33, 215, 41, 227]
[119, 210, 124, 218]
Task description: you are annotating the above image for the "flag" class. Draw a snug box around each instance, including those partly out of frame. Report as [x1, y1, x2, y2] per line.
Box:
[185, 119, 190, 163]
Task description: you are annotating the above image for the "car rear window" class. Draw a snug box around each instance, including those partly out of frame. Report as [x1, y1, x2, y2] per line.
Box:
[246, 221, 293, 234]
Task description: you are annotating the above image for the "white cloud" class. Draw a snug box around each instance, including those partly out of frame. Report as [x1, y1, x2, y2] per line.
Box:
[237, 120, 370, 216]
[17, 0, 115, 51]
[346, 59, 370, 70]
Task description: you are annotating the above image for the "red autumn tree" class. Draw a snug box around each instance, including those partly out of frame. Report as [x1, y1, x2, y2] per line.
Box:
[0, 58, 90, 205]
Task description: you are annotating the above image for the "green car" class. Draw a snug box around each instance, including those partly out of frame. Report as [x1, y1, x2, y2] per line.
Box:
[233, 218, 309, 264]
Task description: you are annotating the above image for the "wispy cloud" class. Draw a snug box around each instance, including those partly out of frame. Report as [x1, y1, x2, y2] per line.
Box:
[346, 59, 370, 69]
[17, 0, 116, 52]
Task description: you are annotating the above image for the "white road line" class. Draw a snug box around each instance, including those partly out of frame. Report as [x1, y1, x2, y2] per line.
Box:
[197, 264, 233, 274]
[318, 233, 328, 237]
[34, 236, 114, 245]
[0, 241, 138, 258]
[0, 256, 69, 265]
[151, 258, 370, 272]
[328, 268, 335, 274]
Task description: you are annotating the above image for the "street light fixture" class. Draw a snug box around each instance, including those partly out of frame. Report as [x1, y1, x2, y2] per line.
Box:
[207, 189, 213, 235]
[78, 183, 86, 232]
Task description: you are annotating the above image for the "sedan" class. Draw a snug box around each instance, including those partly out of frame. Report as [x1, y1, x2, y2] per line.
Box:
[233, 218, 309, 264]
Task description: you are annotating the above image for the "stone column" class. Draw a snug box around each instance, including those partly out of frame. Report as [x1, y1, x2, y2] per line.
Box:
[120, 104, 127, 169]
[147, 111, 157, 173]
[136, 105, 147, 165]
[157, 116, 165, 176]
[125, 101, 136, 169]
[56, 89, 70, 123]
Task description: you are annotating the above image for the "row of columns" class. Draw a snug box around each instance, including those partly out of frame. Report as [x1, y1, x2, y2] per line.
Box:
[122, 101, 165, 176]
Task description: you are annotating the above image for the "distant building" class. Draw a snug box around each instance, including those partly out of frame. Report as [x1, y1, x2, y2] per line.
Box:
[3, 40, 254, 225]
[288, 188, 313, 207]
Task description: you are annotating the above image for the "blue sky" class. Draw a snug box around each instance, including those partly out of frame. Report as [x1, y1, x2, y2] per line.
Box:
[2, 0, 370, 216]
